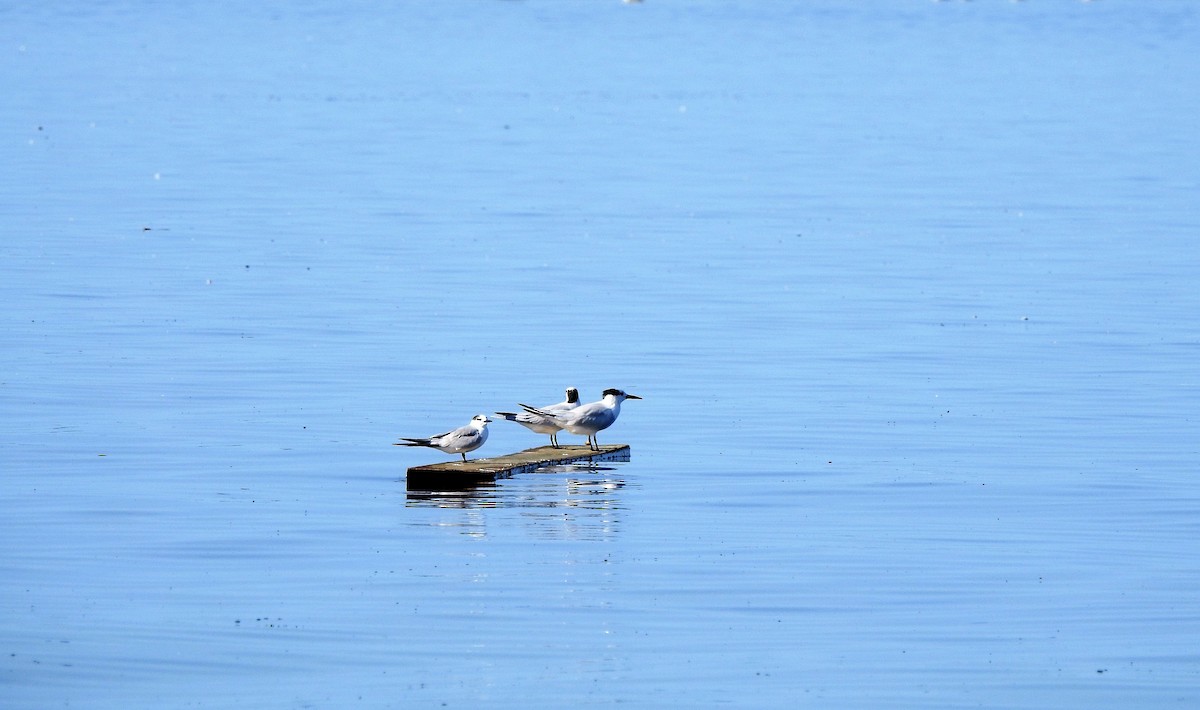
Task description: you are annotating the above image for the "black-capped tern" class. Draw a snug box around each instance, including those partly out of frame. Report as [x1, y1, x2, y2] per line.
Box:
[495, 387, 580, 448]
[519, 388, 640, 451]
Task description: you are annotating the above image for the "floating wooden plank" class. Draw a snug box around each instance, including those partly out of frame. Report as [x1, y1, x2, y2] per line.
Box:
[405, 444, 630, 491]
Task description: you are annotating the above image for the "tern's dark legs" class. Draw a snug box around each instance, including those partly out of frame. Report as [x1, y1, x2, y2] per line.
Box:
[460, 453, 467, 462]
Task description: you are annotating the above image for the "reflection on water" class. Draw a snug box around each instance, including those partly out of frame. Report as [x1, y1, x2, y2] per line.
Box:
[406, 464, 628, 541]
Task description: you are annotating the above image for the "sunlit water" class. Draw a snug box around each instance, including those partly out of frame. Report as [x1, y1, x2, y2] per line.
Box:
[3, 1, 1198, 708]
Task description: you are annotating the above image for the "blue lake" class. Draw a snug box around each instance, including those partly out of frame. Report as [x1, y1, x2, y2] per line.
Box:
[3, 1, 1198, 707]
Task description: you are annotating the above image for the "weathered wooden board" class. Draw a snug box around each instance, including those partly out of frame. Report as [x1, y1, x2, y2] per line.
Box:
[405, 444, 630, 490]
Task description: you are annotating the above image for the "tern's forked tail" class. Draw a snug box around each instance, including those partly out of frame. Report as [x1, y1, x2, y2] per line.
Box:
[517, 403, 556, 419]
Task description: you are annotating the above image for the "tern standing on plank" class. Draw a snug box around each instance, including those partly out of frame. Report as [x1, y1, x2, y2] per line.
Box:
[520, 388, 640, 451]
[495, 387, 580, 448]
[394, 414, 491, 461]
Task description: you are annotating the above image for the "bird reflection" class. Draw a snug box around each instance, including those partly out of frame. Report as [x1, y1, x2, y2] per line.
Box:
[405, 464, 628, 541]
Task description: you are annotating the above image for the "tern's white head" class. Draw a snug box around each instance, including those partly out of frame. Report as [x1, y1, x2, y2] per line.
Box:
[471, 414, 492, 427]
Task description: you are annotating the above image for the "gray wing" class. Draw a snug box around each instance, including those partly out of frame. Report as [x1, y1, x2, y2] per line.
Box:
[436, 424, 475, 444]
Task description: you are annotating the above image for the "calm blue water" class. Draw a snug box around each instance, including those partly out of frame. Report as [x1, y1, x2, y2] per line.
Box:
[3, 1, 1198, 708]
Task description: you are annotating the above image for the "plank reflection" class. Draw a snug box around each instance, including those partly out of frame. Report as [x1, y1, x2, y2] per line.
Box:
[405, 464, 629, 540]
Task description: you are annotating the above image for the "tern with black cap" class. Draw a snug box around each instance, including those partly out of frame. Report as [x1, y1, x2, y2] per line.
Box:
[495, 387, 581, 448]
[519, 388, 640, 451]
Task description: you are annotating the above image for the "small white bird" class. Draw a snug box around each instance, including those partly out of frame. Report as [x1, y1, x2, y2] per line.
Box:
[495, 387, 580, 448]
[520, 388, 641, 451]
[394, 414, 491, 461]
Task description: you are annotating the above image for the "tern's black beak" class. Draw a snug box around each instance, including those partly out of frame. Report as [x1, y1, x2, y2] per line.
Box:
[626, 394, 642, 400]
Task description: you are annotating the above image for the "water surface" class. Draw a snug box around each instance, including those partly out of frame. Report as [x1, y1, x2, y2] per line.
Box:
[3, 1, 1198, 707]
